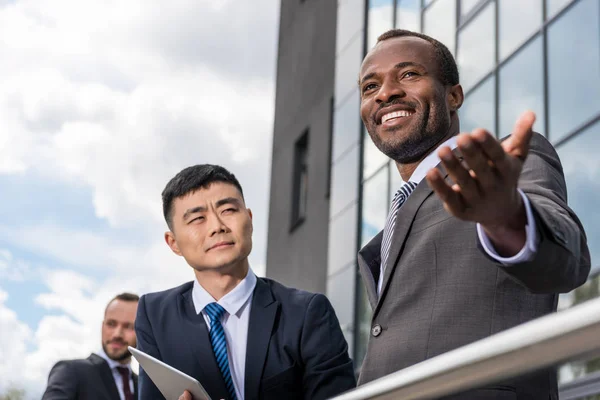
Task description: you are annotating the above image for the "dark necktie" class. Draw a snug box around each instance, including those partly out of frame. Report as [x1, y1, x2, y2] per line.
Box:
[116, 366, 133, 400]
[205, 302, 237, 400]
[379, 181, 418, 292]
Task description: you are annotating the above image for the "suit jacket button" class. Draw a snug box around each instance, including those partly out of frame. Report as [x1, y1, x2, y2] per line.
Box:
[371, 324, 382, 337]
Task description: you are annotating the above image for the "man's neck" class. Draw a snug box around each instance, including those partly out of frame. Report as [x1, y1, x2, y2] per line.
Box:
[194, 261, 249, 300]
[396, 127, 458, 182]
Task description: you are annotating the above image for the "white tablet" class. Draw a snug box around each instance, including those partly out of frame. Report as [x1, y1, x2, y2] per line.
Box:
[128, 346, 212, 400]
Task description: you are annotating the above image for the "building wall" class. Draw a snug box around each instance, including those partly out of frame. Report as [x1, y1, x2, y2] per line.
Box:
[266, 0, 337, 294]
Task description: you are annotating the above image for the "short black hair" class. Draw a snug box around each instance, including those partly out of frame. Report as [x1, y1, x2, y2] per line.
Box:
[105, 292, 139, 315]
[376, 29, 459, 86]
[161, 164, 244, 230]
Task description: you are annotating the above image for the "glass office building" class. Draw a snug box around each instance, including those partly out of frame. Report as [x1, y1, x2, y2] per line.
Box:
[327, 0, 600, 395]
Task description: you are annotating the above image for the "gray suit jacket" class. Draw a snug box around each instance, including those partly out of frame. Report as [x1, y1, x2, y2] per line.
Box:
[42, 353, 137, 400]
[357, 133, 590, 399]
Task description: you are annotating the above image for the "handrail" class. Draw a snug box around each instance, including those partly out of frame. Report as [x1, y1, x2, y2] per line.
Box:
[332, 296, 600, 400]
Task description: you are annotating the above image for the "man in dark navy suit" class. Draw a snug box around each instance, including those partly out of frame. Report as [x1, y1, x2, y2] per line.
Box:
[135, 164, 356, 400]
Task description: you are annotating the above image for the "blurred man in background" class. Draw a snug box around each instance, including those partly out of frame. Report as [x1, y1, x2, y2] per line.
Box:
[42, 293, 139, 400]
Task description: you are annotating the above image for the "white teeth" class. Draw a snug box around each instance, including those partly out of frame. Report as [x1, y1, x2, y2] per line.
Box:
[382, 110, 413, 123]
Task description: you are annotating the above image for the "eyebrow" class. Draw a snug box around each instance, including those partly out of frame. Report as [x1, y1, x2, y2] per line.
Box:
[182, 197, 243, 221]
[359, 61, 425, 86]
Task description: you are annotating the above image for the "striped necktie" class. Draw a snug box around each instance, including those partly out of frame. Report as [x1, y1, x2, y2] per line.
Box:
[379, 181, 418, 293]
[204, 302, 237, 400]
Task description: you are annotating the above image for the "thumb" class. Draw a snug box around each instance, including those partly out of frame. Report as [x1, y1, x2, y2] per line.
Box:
[502, 110, 535, 160]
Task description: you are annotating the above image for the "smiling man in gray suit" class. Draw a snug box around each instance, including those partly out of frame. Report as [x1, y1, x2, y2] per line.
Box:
[356, 29, 591, 399]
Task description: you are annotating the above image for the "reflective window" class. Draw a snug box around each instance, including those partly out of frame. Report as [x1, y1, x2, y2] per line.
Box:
[337, 0, 366, 56]
[459, 75, 496, 135]
[424, 0, 435, 6]
[499, 0, 542, 61]
[363, 127, 391, 180]
[499, 35, 545, 139]
[361, 165, 389, 247]
[368, 0, 395, 50]
[326, 263, 356, 348]
[330, 145, 360, 218]
[395, 0, 421, 31]
[546, 0, 575, 19]
[556, 120, 600, 270]
[335, 34, 363, 107]
[424, 0, 457, 56]
[460, 0, 482, 19]
[547, 0, 600, 143]
[328, 203, 358, 275]
[333, 91, 361, 163]
[457, 1, 495, 92]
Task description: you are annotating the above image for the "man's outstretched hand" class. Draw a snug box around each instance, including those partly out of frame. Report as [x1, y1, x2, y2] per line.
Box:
[426, 111, 536, 256]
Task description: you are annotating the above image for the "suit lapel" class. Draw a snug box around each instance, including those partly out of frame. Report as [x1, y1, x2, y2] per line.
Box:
[180, 290, 230, 399]
[88, 353, 120, 399]
[244, 278, 278, 400]
[375, 179, 434, 315]
[358, 231, 383, 310]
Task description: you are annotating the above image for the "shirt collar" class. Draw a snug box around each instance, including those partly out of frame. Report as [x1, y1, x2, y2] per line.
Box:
[192, 268, 257, 317]
[405, 135, 458, 185]
[97, 348, 131, 371]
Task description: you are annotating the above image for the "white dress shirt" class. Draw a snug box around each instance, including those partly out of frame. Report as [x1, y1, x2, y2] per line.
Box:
[192, 268, 257, 400]
[377, 135, 539, 294]
[97, 348, 134, 400]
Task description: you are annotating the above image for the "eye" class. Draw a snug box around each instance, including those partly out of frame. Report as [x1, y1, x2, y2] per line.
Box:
[362, 82, 378, 93]
[222, 207, 237, 214]
[403, 71, 419, 78]
[189, 216, 205, 224]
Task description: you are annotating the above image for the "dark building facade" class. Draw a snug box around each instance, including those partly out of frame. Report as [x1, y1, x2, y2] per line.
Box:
[268, 0, 600, 396]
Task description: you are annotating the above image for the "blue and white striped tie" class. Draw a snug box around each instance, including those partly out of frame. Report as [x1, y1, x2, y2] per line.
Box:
[380, 181, 418, 285]
[204, 302, 237, 400]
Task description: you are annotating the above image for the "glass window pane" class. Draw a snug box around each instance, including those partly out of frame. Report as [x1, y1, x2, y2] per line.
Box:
[548, 0, 600, 143]
[333, 91, 361, 162]
[328, 203, 358, 275]
[460, 75, 496, 135]
[337, 0, 366, 56]
[457, 1, 495, 92]
[395, 0, 421, 31]
[424, 0, 456, 56]
[335, 34, 363, 107]
[499, 35, 545, 139]
[330, 145, 360, 218]
[499, 0, 542, 61]
[363, 127, 391, 179]
[460, 0, 482, 19]
[326, 264, 356, 337]
[361, 165, 389, 247]
[368, 0, 395, 50]
[546, 0, 575, 19]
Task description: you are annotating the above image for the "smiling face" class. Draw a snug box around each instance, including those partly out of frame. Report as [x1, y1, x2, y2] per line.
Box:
[165, 181, 253, 274]
[359, 36, 463, 163]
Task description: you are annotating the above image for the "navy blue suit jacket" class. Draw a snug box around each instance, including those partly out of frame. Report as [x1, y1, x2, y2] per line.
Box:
[135, 277, 356, 400]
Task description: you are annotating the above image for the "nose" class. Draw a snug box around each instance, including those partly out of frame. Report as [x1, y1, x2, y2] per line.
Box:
[208, 213, 228, 237]
[374, 77, 406, 104]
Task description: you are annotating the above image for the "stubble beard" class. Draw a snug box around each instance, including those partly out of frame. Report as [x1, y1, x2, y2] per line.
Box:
[103, 341, 132, 362]
[369, 107, 451, 164]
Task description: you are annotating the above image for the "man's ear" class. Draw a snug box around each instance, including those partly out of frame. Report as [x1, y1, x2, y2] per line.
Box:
[447, 84, 464, 112]
[165, 231, 182, 256]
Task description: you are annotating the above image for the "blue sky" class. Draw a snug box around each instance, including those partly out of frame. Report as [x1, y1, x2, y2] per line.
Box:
[0, 0, 279, 396]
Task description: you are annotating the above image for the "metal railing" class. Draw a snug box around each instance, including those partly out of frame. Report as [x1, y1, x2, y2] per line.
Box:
[332, 296, 600, 400]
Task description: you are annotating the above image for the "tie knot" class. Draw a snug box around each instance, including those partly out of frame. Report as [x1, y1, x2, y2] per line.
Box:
[204, 302, 226, 321]
[393, 181, 418, 201]
[116, 366, 129, 379]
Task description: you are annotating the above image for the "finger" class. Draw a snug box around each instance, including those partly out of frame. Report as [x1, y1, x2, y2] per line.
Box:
[426, 167, 467, 217]
[438, 144, 480, 203]
[458, 131, 498, 192]
[502, 111, 535, 160]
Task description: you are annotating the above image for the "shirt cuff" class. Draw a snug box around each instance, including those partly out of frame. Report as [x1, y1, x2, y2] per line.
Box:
[477, 189, 539, 265]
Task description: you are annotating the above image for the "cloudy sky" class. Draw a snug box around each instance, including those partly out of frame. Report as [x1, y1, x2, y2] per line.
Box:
[0, 0, 279, 396]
